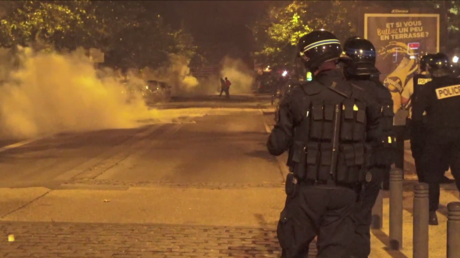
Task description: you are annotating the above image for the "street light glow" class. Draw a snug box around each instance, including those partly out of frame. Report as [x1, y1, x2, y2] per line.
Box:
[453, 56, 459, 63]
[282, 70, 288, 77]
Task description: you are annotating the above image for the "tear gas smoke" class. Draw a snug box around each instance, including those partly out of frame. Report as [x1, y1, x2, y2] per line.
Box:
[141, 55, 254, 96]
[0, 47, 152, 140]
[141, 54, 201, 96]
[219, 56, 254, 94]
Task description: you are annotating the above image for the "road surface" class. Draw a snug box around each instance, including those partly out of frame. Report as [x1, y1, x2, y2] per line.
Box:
[0, 94, 456, 258]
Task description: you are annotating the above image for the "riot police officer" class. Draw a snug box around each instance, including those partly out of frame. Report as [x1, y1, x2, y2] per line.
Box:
[342, 36, 395, 258]
[267, 30, 381, 258]
[412, 52, 460, 225]
[401, 54, 453, 184]
[403, 54, 433, 182]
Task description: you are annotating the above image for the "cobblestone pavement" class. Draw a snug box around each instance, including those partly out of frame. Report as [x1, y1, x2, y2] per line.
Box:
[0, 222, 288, 258]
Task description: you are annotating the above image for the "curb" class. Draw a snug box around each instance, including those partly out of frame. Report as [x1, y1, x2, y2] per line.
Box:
[259, 108, 290, 183]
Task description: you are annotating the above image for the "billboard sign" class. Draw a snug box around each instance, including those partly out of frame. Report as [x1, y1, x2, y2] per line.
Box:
[364, 13, 440, 112]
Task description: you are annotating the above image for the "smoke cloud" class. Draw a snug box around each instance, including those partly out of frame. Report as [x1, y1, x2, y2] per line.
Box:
[140, 55, 255, 96]
[0, 48, 258, 141]
[0, 47, 153, 140]
[219, 56, 254, 94]
[140, 54, 201, 96]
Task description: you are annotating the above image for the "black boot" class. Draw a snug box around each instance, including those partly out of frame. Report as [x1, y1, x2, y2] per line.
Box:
[429, 211, 438, 225]
[440, 175, 455, 184]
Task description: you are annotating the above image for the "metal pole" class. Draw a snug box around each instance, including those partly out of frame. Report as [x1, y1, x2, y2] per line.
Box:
[447, 202, 460, 258]
[389, 168, 403, 250]
[371, 189, 384, 229]
[413, 183, 429, 258]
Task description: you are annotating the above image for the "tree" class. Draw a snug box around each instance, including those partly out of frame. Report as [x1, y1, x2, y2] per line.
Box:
[252, 1, 360, 67]
[252, 1, 312, 67]
[251, 0, 458, 67]
[0, 1, 198, 69]
[102, 8, 197, 70]
[0, 0, 100, 50]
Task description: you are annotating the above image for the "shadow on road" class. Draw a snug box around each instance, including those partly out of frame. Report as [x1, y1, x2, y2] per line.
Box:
[0, 127, 148, 160]
[371, 229, 409, 258]
[174, 131, 268, 141]
[171, 95, 257, 103]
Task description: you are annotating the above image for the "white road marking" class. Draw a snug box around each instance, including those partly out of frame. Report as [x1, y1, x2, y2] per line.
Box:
[0, 134, 55, 153]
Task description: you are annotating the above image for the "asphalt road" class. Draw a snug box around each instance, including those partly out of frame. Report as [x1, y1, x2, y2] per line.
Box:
[0, 94, 279, 188]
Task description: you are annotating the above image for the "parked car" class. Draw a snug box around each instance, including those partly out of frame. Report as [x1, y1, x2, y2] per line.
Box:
[145, 80, 172, 104]
[120, 79, 172, 104]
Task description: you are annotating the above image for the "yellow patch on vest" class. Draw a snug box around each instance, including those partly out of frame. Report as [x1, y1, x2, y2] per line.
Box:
[436, 85, 460, 99]
[417, 78, 432, 85]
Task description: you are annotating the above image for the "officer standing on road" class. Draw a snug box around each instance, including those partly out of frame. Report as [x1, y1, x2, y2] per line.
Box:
[266, 30, 381, 257]
[412, 52, 460, 225]
[341, 36, 395, 258]
[402, 54, 454, 184]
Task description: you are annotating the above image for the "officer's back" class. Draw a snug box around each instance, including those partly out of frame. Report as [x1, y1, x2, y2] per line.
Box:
[267, 30, 381, 258]
[412, 52, 460, 225]
[414, 67, 460, 133]
[341, 36, 396, 258]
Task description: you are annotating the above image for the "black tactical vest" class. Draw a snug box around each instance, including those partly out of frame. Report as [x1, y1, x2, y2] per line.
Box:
[413, 73, 432, 100]
[292, 81, 370, 184]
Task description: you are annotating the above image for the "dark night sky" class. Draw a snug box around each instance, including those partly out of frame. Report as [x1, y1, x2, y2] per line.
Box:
[150, 1, 269, 63]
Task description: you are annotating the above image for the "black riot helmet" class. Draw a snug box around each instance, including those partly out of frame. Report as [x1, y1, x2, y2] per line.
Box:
[426, 53, 451, 77]
[343, 36, 379, 76]
[419, 54, 432, 72]
[297, 30, 342, 72]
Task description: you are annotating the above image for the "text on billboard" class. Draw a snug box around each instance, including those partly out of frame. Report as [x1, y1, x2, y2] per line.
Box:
[377, 20, 430, 41]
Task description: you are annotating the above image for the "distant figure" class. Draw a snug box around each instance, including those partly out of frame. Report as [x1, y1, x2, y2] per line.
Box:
[219, 78, 226, 96]
[223, 77, 231, 98]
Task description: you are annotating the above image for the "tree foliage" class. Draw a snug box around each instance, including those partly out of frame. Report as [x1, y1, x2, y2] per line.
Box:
[0, 1, 198, 69]
[252, 0, 358, 67]
[0, 0, 99, 49]
[252, 2, 312, 67]
[252, 0, 460, 65]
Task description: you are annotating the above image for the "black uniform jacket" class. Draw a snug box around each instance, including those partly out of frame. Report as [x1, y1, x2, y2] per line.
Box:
[413, 76, 460, 131]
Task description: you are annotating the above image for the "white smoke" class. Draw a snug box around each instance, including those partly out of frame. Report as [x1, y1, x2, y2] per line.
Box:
[140, 54, 200, 96]
[0, 47, 152, 139]
[219, 56, 254, 94]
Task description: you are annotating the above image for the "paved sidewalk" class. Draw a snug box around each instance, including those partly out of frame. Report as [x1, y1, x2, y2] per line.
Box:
[0, 222, 280, 258]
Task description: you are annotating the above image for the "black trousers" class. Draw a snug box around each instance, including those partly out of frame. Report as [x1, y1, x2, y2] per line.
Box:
[421, 131, 460, 211]
[278, 182, 356, 258]
[410, 125, 426, 182]
[411, 124, 450, 182]
[346, 166, 388, 258]
[219, 87, 229, 97]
